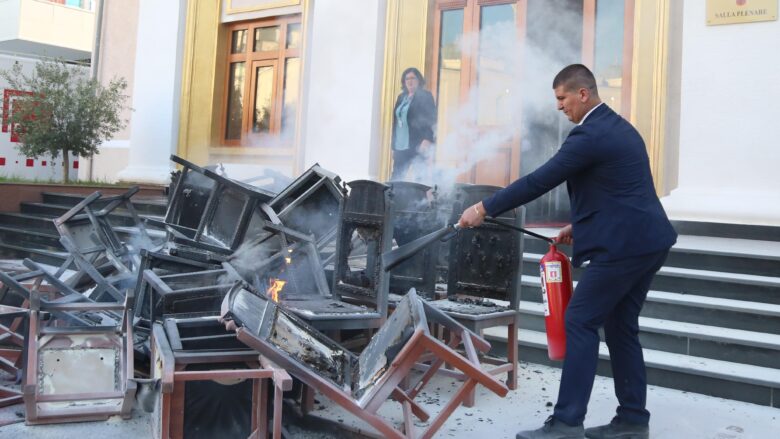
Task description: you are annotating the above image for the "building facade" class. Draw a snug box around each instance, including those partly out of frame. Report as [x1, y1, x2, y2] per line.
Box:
[0, 0, 94, 181]
[88, 0, 780, 226]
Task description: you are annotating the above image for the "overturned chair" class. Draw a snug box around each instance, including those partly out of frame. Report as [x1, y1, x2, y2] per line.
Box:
[148, 315, 291, 439]
[22, 280, 135, 424]
[221, 283, 508, 439]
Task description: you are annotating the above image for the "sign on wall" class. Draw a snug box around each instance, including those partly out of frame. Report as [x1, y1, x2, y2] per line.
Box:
[707, 0, 778, 25]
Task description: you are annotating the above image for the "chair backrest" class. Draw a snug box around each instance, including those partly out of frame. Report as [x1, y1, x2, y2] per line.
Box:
[331, 180, 394, 317]
[446, 184, 525, 309]
[269, 163, 343, 253]
[386, 181, 439, 298]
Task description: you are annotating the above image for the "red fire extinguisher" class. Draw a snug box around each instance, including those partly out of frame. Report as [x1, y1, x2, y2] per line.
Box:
[539, 243, 574, 361]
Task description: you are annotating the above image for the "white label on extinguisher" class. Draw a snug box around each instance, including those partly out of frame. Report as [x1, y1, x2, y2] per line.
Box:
[539, 265, 550, 317]
[544, 261, 563, 283]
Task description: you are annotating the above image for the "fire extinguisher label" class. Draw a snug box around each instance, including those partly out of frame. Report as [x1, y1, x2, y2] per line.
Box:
[540, 265, 550, 317]
[544, 261, 563, 283]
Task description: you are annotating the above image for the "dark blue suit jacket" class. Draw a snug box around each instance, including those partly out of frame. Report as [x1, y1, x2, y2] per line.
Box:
[483, 104, 677, 266]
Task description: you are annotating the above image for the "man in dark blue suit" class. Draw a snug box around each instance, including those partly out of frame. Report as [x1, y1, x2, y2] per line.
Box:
[459, 64, 677, 439]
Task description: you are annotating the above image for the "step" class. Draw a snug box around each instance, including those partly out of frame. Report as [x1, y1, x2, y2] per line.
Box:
[19, 202, 153, 228]
[663, 235, 780, 277]
[484, 328, 780, 408]
[0, 242, 68, 267]
[0, 213, 58, 234]
[0, 224, 63, 252]
[522, 227, 780, 277]
[671, 220, 780, 242]
[41, 192, 168, 216]
[515, 301, 780, 369]
[521, 252, 780, 305]
[520, 274, 780, 335]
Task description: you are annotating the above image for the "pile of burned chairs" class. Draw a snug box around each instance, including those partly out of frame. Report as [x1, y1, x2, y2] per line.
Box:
[0, 155, 524, 438]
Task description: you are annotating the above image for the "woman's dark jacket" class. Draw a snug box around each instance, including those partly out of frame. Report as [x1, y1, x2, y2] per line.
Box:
[391, 89, 437, 151]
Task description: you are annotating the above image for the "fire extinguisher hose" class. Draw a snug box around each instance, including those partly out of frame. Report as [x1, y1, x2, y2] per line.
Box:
[483, 217, 556, 244]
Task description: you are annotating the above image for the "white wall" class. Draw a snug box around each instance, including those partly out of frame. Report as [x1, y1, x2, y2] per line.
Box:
[0, 53, 80, 181]
[117, 0, 186, 184]
[661, 2, 780, 225]
[300, 0, 386, 183]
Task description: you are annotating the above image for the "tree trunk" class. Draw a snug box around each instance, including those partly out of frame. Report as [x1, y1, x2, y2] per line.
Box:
[62, 149, 70, 183]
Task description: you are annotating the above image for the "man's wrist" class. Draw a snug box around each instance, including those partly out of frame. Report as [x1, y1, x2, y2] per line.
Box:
[473, 204, 485, 217]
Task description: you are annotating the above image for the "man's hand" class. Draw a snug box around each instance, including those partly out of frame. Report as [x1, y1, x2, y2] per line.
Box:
[458, 202, 486, 228]
[556, 224, 573, 245]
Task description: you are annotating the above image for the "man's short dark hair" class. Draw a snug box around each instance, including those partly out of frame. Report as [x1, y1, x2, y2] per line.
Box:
[552, 64, 598, 96]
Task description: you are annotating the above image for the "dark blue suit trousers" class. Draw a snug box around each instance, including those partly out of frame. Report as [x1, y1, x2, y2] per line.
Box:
[553, 249, 668, 426]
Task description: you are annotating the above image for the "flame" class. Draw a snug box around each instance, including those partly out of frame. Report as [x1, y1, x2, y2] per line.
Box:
[267, 278, 286, 303]
[285, 248, 293, 265]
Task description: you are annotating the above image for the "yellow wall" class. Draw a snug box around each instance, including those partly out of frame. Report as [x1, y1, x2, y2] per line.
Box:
[378, 0, 432, 181]
[178, 0, 307, 173]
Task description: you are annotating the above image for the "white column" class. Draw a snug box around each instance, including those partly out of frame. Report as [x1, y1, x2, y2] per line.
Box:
[117, 0, 186, 184]
[661, 2, 780, 226]
[300, 0, 386, 182]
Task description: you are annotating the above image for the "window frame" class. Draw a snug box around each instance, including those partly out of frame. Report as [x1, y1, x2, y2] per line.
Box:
[221, 16, 302, 148]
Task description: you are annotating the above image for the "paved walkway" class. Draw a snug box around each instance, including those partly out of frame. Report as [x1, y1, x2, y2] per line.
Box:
[2, 361, 778, 438]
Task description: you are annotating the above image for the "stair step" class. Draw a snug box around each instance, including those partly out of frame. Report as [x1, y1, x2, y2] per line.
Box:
[520, 274, 780, 334]
[484, 328, 780, 407]
[0, 213, 57, 234]
[516, 300, 780, 368]
[19, 202, 162, 228]
[41, 191, 168, 216]
[0, 242, 68, 266]
[0, 224, 63, 252]
[522, 228, 780, 277]
[522, 253, 780, 305]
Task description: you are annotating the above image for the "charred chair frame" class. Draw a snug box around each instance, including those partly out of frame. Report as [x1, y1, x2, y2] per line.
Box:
[429, 184, 525, 404]
[0, 304, 27, 407]
[149, 316, 291, 439]
[53, 189, 149, 302]
[268, 163, 343, 260]
[132, 249, 220, 329]
[330, 180, 395, 328]
[386, 181, 440, 301]
[23, 285, 135, 425]
[222, 284, 508, 439]
[165, 155, 277, 258]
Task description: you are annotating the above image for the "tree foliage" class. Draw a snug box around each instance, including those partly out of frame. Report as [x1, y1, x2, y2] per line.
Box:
[0, 58, 128, 182]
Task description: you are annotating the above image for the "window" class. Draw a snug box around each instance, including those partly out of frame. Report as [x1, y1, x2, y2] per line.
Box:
[429, 0, 633, 223]
[222, 16, 302, 148]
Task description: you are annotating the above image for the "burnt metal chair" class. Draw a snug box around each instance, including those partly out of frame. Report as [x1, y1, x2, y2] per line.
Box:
[0, 304, 27, 407]
[165, 155, 278, 261]
[329, 180, 395, 327]
[234, 233, 383, 332]
[222, 284, 508, 439]
[53, 189, 150, 302]
[268, 163, 343, 261]
[148, 315, 291, 439]
[132, 249, 220, 330]
[0, 259, 111, 327]
[22, 282, 135, 425]
[137, 265, 239, 327]
[428, 184, 525, 405]
[386, 181, 440, 302]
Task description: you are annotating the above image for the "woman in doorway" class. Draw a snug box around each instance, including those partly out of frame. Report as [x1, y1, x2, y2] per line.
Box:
[390, 67, 437, 181]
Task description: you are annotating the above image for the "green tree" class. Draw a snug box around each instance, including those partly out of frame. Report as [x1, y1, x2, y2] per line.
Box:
[0, 58, 128, 183]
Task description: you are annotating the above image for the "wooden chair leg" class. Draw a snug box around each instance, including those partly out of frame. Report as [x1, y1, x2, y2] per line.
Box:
[301, 384, 315, 415]
[508, 322, 518, 390]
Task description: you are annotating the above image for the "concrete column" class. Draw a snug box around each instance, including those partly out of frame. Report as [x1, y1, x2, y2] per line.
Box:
[300, 0, 386, 182]
[117, 0, 186, 184]
[660, 2, 780, 226]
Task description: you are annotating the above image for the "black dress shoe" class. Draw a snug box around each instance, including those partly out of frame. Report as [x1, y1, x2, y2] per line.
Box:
[516, 416, 585, 439]
[584, 417, 649, 439]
